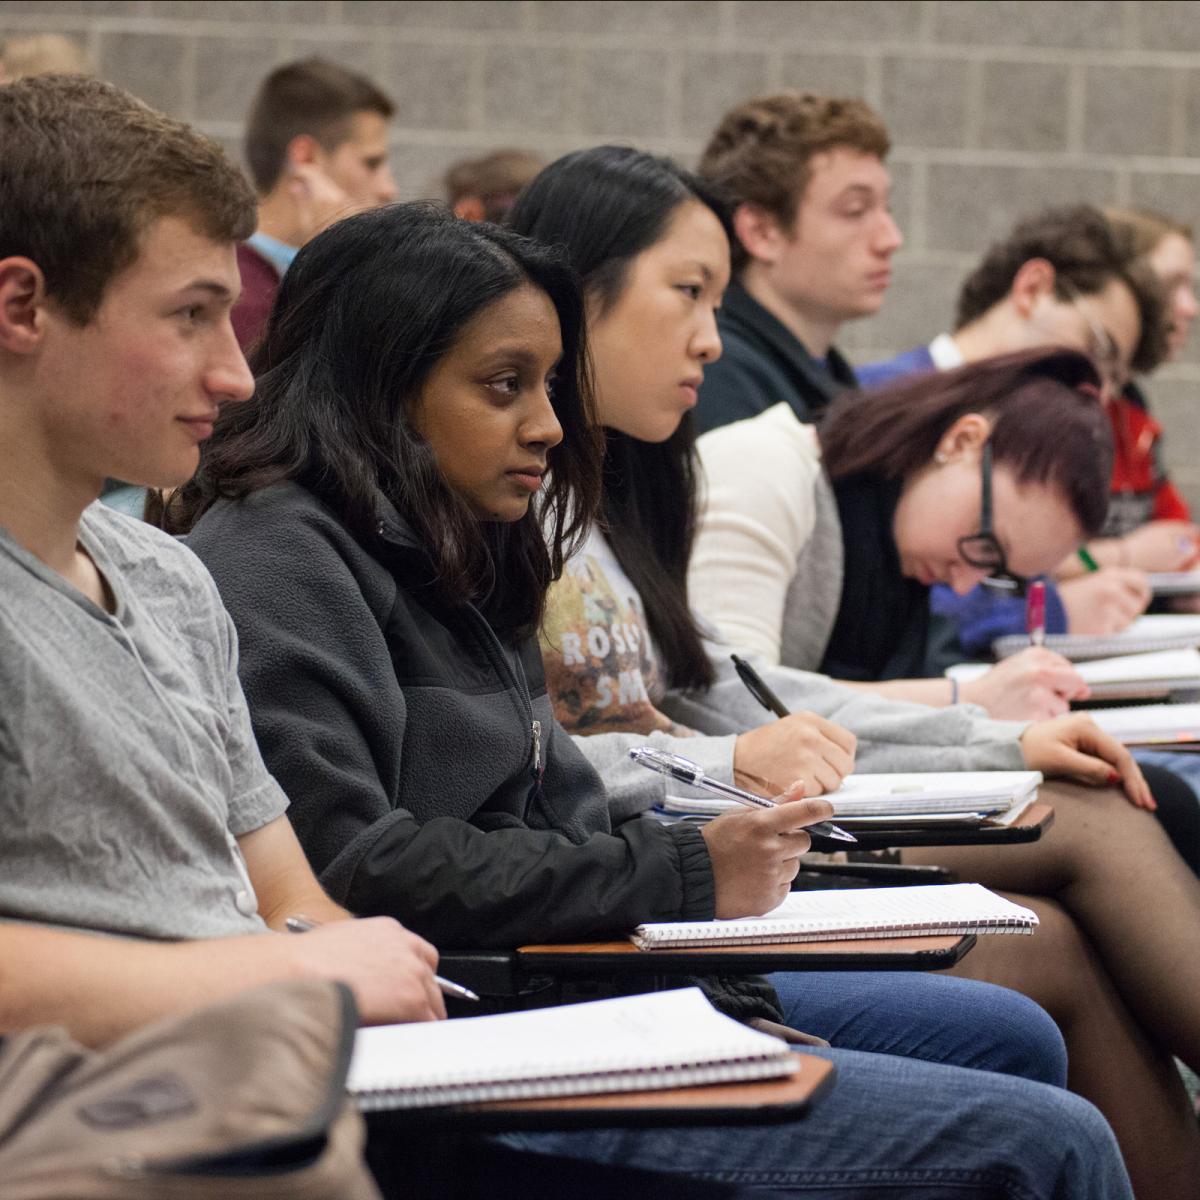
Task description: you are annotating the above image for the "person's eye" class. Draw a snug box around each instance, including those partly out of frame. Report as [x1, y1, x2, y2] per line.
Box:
[177, 304, 205, 324]
[486, 374, 521, 398]
[544, 372, 559, 398]
[678, 283, 703, 300]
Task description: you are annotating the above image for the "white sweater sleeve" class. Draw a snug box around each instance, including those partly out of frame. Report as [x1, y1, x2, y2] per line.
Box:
[689, 405, 823, 665]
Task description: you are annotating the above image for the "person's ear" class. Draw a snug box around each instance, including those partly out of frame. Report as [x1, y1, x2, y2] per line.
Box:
[934, 412, 992, 462]
[732, 202, 790, 267]
[0, 257, 50, 356]
[452, 195, 487, 222]
[285, 133, 323, 171]
[1010, 258, 1058, 320]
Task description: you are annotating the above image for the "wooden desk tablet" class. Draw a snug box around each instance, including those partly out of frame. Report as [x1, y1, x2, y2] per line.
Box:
[367, 1051, 836, 1132]
[517, 933, 976, 975]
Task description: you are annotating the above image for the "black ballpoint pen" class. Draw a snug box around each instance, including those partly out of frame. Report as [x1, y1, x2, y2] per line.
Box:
[732, 654, 791, 719]
[629, 747, 857, 843]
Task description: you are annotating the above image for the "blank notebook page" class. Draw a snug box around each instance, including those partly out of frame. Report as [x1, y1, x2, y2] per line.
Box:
[347, 987, 794, 1110]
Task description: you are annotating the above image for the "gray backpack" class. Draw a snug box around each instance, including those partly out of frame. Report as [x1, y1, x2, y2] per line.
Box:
[0, 979, 380, 1199]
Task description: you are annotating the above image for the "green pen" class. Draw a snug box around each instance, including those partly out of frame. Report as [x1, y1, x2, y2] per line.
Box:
[1077, 546, 1100, 573]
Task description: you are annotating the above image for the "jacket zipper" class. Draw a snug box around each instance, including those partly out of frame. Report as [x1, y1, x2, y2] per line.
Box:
[376, 518, 542, 781]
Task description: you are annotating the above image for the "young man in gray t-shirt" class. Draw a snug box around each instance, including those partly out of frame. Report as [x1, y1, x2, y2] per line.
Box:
[0, 74, 442, 1047]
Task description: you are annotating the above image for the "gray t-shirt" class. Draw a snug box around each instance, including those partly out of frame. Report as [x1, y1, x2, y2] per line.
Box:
[0, 503, 288, 940]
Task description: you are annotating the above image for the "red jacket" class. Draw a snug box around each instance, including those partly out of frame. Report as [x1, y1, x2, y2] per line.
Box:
[231, 242, 281, 354]
[1104, 384, 1191, 536]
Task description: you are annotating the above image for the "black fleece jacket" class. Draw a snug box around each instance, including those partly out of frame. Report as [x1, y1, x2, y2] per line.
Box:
[186, 483, 723, 952]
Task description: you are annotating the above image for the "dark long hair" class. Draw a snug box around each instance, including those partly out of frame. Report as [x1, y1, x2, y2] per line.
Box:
[823, 348, 1113, 537]
[508, 147, 733, 690]
[166, 202, 602, 637]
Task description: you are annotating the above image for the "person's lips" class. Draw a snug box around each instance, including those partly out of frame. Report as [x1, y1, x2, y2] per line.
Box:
[507, 465, 545, 492]
[679, 376, 703, 407]
[866, 269, 892, 290]
[178, 410, 219, 440]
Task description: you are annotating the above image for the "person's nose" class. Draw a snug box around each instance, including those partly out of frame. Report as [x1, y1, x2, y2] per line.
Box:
[948, 562, 989, 596]
[377, 166, 399, 205]
[521, 389, 563, 451]
[874, 210, 903, 257]
[691, 307, 723, 364]
[208, 323, 254, 406]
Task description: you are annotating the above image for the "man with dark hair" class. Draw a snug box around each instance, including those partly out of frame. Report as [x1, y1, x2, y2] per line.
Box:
[859, 204, 1166, 392]
[858, 204, 1169, 651]
[234, 58, 397, 349]
[694, 91, 901, 434]
[0, 73, 442, 1044]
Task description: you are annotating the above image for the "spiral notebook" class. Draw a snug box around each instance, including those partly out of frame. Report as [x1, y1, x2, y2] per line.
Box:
[991, 614, 1200, 662]
[659, 771, 1041, 819]
[949, 648, 1200, 699]
[631, 883, 1038, 950]
[1147, 571, 1200, 597]
[1090, 702, 1200, 747]
[347, 988, 796, 1111]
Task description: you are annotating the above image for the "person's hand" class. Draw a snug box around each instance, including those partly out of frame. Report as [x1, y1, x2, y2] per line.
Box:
[1019, 714, 1154, 810]
[1118, 521, 1200, 572]
[286, 916, 446, 1024]
[288, 161, 360, 243]
[1057, 568, 1151, 635]
[959, 648, 1089, 720]
[701, 783, 836, 918]
[733, 713, 856, 796]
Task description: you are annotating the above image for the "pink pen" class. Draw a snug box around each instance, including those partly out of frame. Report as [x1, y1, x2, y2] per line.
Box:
[1026, 580, 1046, 648]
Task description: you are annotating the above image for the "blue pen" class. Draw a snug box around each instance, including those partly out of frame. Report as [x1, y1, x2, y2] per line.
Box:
[629, 747, 857, 843]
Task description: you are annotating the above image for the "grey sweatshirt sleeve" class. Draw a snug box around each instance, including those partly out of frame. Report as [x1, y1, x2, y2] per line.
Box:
[568, 727, 740, 822]
[659, 647, 1030, 775]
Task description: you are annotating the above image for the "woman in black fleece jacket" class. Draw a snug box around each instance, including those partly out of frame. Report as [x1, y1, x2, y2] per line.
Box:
[172, 203, 1065, 1075]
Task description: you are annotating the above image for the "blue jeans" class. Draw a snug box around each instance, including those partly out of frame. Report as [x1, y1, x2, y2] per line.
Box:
[498, 1047, 1130, 1198]
[767, 969, 1067, 1085]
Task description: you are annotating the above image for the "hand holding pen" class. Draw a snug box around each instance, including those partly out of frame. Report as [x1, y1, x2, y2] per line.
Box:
[285, 915, 480, 1005]
[630, 747, 853, 917]
[730, 655, 857, 795]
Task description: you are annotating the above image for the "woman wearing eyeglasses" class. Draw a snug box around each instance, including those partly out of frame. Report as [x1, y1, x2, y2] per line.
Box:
[692, 348, 1108, 721]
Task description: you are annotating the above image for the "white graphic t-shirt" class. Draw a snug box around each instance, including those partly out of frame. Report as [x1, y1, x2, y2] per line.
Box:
[541, 530, 692, 737]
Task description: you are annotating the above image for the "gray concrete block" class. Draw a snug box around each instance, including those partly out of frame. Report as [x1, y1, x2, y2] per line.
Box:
[927, 162, 1118, 254]
[195, 35, 287, 124]
[531, 1, 719, 36]
[285, 34, 381, 77]
[1137, 1, 1200, 52]
[483, 43, 578, 134]
[732, 1, 923, 44]
[881, 55, 969, 149]
[777, 51, 868, 100]
[978, 60, 1069, 152]
[577, 48, 670, 137]
[2, 1, 144, 14]
[680, 49, 772, 140]
[1128, 171, 1200, 256]
[380, 40, 472, 131]
[1084, 64, 1175, 156]
[99, 30, 188, 116]
[149, 1, 331, 20]
[340, 1, 521, 31]
[843, 256, 965, 360]
[388, 139, 495, 202]
[885, 158, 917, 249]
[931, 0, 1125, 49]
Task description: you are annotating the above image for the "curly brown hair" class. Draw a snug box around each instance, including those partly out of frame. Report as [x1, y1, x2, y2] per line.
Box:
[697, 92, 890, 271]
[0, 74, 255, 325]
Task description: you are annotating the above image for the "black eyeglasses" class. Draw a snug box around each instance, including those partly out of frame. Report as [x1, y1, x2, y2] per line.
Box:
[955, 443, 1031, 598]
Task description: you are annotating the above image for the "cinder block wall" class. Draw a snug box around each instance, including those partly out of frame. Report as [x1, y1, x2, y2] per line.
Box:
[5, 0, 1200, 503]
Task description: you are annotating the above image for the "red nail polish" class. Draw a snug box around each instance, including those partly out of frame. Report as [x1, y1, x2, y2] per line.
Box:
[1106, 770, 1121, 785]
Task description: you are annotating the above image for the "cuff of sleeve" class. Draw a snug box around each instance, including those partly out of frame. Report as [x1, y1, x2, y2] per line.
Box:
[665, 820, 717, 920]
[226, 777, 291, 836]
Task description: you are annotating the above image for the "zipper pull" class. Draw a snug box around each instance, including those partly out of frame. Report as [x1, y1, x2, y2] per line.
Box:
[531, 719, 543, 779]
